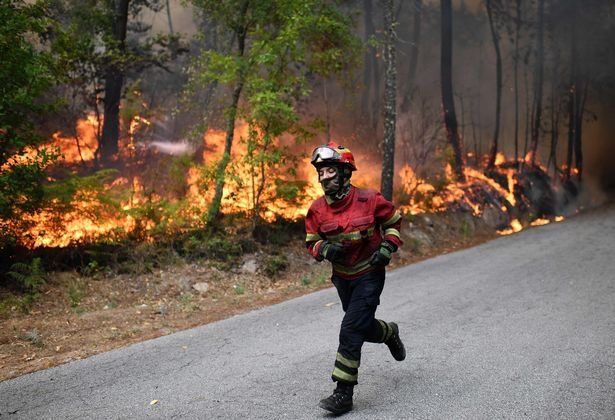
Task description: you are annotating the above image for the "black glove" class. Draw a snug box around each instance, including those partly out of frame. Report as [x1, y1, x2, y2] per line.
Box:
[369, 241, 397, 267]
[320, 241, 345, 263]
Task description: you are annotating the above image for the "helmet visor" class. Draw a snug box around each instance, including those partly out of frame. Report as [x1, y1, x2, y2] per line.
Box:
[311, 146, 340, 165]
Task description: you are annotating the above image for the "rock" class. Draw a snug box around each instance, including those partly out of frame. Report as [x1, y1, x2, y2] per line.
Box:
[481, 205, 509, 230]
[420, 215, 434, 228]
[240, 258, 258, 274]
[406, 228, 433, 248]
[192, 282, 210, 294]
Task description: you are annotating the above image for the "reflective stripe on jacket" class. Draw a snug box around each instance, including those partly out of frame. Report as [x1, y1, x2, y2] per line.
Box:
[305, 186, 403, 280]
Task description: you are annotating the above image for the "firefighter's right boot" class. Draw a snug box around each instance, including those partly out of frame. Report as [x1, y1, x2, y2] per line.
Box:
[385, 322, 406, 361]
[318, 381, 354, 415]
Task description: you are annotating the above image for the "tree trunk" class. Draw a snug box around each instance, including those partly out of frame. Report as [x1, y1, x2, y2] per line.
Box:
[513, 0, 521, 163]
[440, 0, 465, 182]
[574, 78, 588, 181]
[381, 0, 397, 201]
[206, 2, 249, 224]
[565, 81, 575, 181]
[529, 0, 545, 167]
[400, 0, 422, 113]
[547, 72, 559, 176]
[523, 53, 531, 166]
[370, 4, 382, 135]
[407, 0, 422, 97]
[565, 0, 577, 182]
[486, 0, 502, 169]
[100, 0, 130, 163]
[361, 0, 374, 118]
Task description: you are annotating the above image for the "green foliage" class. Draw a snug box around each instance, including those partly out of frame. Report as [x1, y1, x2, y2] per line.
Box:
[67, 280, 84, 310]
[0, 294, 25, 317]
[274, 179, 309, 206]
[232, 283, 245, 295]
[7, 257, 46, 294]
[263, 254, 288, 278]
[182, 235, 244, 265]
[0, 0, 62, 236]
[407, 237, 423, 255]
[18, 329, 44, 347]
[461, 219, 473, 238]
[82, 260, 101, 277]
[179, 292, 198, 311]
[187, 0, 360, 223]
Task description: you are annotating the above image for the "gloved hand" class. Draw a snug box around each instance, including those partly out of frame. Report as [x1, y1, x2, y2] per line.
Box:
[368, 241, 397, 267]
[320, 241, 345, 263]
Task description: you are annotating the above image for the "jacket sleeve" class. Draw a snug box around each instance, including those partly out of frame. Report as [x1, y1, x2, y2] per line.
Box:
[374, 192, 403, 249]
[305, 205, 325, 261]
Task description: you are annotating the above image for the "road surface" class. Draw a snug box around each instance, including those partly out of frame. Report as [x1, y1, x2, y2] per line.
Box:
[1, 205, 614, 419]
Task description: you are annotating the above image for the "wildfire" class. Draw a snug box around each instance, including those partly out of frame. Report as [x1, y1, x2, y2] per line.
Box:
[8, 113, 570, 249]
[398, 154, 568, 236]
[20, 188, 139, 248]
[497, 218, 523, 236]
[399, 162, 516, 217]
[53, 115, 100, 163]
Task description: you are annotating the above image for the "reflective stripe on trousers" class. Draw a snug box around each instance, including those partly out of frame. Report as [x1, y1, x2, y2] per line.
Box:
[330, 269, 389, 384]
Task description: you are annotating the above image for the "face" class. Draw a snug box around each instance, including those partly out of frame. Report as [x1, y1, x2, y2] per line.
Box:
[318, 166, 337, 182]
[318, 166, 340, 195]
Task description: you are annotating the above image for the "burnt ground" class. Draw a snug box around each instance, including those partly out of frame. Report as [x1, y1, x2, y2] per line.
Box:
[1, 212, 504, 382]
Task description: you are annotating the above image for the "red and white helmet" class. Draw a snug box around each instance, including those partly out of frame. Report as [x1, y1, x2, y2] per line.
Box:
[310, 141, 357, 171]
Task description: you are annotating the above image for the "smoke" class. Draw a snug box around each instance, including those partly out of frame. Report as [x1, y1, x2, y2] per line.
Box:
[148, 141, 195, 156]
[136, 1, 197, 37]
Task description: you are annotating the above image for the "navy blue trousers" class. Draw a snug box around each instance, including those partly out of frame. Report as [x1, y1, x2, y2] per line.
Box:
[331, 269, 388, 384]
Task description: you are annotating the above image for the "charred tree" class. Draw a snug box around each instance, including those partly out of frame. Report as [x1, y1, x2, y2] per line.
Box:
[513, 0, 522, 163]
[564, 0, 577, 182]
[547, 62, 560, 175]
[100, 0, 130, 163]
[401, 0, 422, 112]
[486, 0, 502, 169]
[408, 0, 422, 88]
[361, 0, 381, 136]
[529, 0, 545, 168]
[440, 0, 465, 182]
[381, 0, 397, 200]
[361, 0, 374, 118]
[574, 79, 588, 181]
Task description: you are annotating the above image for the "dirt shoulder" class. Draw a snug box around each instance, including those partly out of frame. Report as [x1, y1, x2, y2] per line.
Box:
[0, 212, 498, 382]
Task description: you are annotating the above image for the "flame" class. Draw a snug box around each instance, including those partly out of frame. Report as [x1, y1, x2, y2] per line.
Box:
[11, 117, 571, 249]
[187, 125, 323, 222]
[498, 218, 523, 235]
[494, 152, 506, 166]
[399, 162, 517, 217]
[52, 115, 100, 163]
[20, 186, 139, 248]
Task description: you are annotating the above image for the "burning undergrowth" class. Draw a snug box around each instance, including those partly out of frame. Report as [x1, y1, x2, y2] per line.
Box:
[1, 114, 584, 282]
[397, 155, 578, 235]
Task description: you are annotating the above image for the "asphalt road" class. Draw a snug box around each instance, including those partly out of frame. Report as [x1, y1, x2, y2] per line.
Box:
[1, 205, 614, 419]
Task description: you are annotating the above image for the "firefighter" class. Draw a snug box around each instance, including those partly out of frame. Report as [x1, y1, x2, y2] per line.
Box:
[305, 141, 406, 415]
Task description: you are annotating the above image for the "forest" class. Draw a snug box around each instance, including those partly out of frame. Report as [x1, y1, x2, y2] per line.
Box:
[1, 0, 615, 371]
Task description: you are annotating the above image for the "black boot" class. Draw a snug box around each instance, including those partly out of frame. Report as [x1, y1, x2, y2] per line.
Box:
[385, 322, 406, 361]
[319, 382, 354, 415]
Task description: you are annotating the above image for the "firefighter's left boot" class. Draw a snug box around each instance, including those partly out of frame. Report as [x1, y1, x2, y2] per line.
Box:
[385, 322, 406, 361]
[319, 382, 354, 415]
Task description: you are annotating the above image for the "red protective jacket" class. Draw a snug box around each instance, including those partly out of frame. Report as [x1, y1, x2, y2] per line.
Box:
[305, 186, 403, 280]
